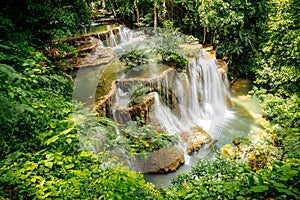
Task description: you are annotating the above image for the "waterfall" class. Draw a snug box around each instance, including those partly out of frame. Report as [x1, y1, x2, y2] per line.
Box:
[98, 46, 231, 145]
[83, 27, 234, 172]
[153, 50, 230, 140]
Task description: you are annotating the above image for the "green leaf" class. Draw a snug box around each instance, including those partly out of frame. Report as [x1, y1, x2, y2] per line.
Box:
[0, 64, 20, 81]
[250, 185, 269, 193]
[59, 127, 74, 136]
[45, 153, 54, 160]
[248, 174, 255, 186]
[236, 196, 244, 200]
[65, 164, 74, 169]
[44, 161, 53, 169]
[66, 138, 72, 144]
[184, 193, 195, 199]
[45, 135, 59, 145]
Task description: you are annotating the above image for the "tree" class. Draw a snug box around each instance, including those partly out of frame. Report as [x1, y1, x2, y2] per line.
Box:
[253, 0, 300, 128]
[0, 0, 92, 44]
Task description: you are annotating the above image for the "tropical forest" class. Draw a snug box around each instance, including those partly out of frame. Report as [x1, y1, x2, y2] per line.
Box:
[0, 0, 299, 199]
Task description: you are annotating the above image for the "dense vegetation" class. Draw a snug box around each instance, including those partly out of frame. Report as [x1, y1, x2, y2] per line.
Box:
[0, 0, 299, 199]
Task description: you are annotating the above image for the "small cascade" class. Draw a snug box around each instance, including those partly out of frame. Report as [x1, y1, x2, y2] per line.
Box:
[115, 27, 147, 50]
[111, 88, 132, 124]
[109, 30, 118, 47]
[119, 26, 132, 44]
[100, 27, 134, 48]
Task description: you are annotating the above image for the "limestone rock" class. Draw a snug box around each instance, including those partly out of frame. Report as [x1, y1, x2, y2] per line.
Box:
[204, 139, 218, 149]
[202, 44, 214, 51]
[132, 146, 185, 173]
[218, 68, 226, 77]
[73, 47, 114, 69]
[221, 144, 237, 159]
[187, 136, 204, 154]
[216, 59, 228, 74]
[182, 127, 212, 155]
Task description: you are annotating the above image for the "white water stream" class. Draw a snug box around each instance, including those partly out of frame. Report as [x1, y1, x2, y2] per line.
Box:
[153, 52, 231, 138]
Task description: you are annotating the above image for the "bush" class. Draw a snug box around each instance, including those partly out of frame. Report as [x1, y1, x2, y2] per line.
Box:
[165, 157, 300, 199]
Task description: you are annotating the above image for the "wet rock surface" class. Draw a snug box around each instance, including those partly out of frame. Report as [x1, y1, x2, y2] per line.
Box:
[73, 47, 115, 69]
[132, 146, 185, 173]
[181, 126, 212, 155]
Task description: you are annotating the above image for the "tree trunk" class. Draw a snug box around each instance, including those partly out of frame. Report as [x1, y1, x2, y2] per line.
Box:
[154, 0, 157, 30]
[203, 27, 207, 44]
[134, 0, 140, 26]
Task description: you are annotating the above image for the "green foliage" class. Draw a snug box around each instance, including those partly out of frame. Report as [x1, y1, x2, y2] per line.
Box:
[155, 29, 188, 71]
[1, 0, 92, 44]
[155, 0, 267, 78]
[223, 129, 283, 170]
[128, 83, 151, 106]
[252, 0, 300, 130]
[75, 105, 178, 161]
[0, 100, 162, 199]
[280, 128, 300, 159]
[1, 0, 299, 199]
[255, 93, 300, 128]
[165, 157, 300, 199]
[0, 39, 35, 71]
[119, 49, 150, 71]
[140, 13, 155, 27]
[0, 146, 161, 199]
[0, 49, 72, 158]
[122, 119, 178, 159]
[117, 41, 156, 71]
[117, 30, 188, 72]
[50, 42, 78, 58]
[161, 52, 188, 72]
[73, 105, 125, 154]
[103, 0, 157, 28]
[0, 2, 165, 199]
[103, 0, 267, 78]
[198, 0, 267, 79]
[162, 20, 175, 30]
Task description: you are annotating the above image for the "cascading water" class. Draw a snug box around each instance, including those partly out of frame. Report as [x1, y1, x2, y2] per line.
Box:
[75, 25, 232, 161]
[150, 50, 231, 159]
[159, 52, 228, 131]
[119, 26, 133, 44]
[109, 30, 117, 47]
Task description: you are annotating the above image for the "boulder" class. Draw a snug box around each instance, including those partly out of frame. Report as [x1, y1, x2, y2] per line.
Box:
[132, 146, 185, 173]
[182, 126, 212, 155]
[221, 144, 237, 159]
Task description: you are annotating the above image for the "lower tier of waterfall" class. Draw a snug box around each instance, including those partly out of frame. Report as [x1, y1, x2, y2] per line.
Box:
[144, 78, 264, 187]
